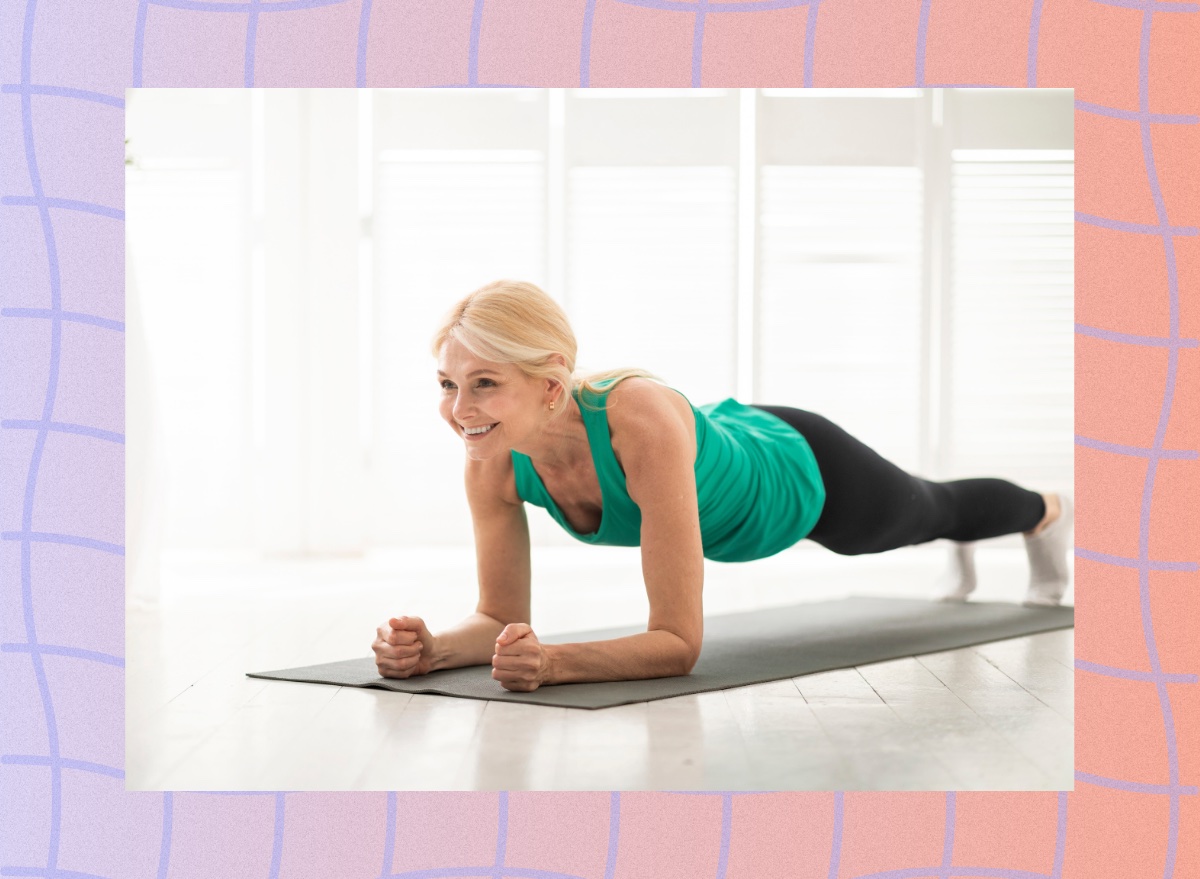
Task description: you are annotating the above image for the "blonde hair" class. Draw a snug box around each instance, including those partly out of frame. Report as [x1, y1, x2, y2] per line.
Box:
[430, 280, 661, 416]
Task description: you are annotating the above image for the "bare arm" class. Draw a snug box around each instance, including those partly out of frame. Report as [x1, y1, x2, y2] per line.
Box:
[541, 382, 704, 683]
[429, 452, 533, 671]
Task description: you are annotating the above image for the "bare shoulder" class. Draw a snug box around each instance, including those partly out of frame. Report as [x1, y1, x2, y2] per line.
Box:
[464, 449, 522, 508]
[606, 378, 696, 465]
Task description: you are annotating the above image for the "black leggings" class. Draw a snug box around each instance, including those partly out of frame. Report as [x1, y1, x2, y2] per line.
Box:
[751, 405, 1046, 556]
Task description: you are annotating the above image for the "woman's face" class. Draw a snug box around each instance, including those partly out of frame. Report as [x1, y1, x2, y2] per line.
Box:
[436, 337, 551, 458]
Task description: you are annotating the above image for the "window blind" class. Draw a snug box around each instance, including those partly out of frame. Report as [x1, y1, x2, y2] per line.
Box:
[370, 156, 546, 545]
[566, 166, 738, 405]
[128, 167, 253, 549]
[945, 156, 1074, 489]
[758, 165, 925, 473]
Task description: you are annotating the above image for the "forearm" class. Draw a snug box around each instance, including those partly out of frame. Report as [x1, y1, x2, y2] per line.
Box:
[544, 630, 695, 684]
[430, 612, 506, 671]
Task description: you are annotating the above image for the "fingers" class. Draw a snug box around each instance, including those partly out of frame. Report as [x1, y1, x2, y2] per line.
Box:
[490, 653, 537, 672]
[389, 615, 426, 635]
[374, 640, 423, 658]
[495, 623, 534, 649]
[491, 663, 540, 692]
[379, 658, 427, 682]
[375, 617, 428, 680]
[372, 631, 424, 681]
[375, 644, 423, 678]
[491, 627, 542, 692]
[377, 625, 421, 648]
[497, 677, 539, 693]
[373, 635, 423, 657]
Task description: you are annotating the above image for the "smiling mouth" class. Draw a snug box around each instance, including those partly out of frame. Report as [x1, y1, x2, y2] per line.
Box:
[462, 423, 498, 437]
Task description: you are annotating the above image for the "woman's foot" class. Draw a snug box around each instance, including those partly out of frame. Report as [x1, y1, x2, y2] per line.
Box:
[938, 541, 978, 602]
[1023, 493, 1073, 606]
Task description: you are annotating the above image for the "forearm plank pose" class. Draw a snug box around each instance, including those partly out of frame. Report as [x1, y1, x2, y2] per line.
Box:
[372, 281, 1072, 692]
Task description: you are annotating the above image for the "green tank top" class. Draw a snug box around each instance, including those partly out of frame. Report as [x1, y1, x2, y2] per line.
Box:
[510, 380, 825, 562]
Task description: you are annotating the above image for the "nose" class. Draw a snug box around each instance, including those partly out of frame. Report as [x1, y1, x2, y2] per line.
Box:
[450, 389, 474, 423]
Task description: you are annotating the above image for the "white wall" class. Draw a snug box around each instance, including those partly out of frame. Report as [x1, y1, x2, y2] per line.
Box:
[125, 88, 1073, 559]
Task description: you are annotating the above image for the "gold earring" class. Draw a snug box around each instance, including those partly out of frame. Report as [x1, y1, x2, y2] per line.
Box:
[549, 402, 555, 410]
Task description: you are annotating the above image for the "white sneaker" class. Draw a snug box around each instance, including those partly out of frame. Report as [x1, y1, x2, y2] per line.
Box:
[937, 541, 978, 602]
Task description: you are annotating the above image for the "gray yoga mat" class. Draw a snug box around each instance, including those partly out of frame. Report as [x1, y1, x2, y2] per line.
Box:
[247, 595, 1073, 709]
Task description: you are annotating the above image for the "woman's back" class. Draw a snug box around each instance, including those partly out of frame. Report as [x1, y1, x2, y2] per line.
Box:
[511, 378, 826, 562]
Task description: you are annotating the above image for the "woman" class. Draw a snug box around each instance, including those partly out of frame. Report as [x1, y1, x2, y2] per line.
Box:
[372, 281, 1073, 692]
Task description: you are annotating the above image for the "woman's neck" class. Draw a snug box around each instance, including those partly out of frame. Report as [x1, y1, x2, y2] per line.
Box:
[513, 395, 591, 474]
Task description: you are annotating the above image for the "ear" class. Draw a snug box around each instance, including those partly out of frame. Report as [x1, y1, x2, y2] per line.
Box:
[544, 355, 569, 399]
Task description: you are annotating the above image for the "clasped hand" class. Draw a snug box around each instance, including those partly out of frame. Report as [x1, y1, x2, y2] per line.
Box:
[373, 616, 435, 679]
[492, 623, 550, 692]
[374, 617, 550, 692]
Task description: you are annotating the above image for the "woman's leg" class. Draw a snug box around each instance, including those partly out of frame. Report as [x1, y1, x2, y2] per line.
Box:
[750, 405, 1047, 556]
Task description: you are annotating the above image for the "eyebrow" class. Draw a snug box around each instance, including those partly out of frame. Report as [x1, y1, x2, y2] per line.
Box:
[436, 369, 500, 378]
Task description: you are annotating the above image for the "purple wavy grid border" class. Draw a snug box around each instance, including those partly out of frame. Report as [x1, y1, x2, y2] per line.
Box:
[124, 0, 1200, 90]
[0, 0, 1196, 876]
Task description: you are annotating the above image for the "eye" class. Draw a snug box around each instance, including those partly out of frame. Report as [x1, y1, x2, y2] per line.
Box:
[439, 378, 496, 389]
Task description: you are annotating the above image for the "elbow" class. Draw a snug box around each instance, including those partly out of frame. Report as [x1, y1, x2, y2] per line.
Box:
[652, 627, 701, 676]
[680, 640, 701, 675]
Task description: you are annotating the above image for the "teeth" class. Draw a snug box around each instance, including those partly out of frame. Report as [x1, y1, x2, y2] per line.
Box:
[464, 424, 496, 436]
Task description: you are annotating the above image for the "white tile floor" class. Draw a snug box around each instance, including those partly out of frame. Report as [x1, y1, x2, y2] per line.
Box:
[126, 542, 1073, 791]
